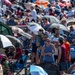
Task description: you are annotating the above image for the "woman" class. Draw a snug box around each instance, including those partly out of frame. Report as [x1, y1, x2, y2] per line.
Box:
[41, 38, 55, 64]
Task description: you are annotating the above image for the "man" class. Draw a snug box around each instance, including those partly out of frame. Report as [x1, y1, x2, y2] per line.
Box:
[64, 35, 71, 69]
[70, 26, 75, 35]
[6, 15, 18, 26]
[51, 27, 64, 62]
[44, 4, 51, 15]
[66, 7, 74, 19]
[29, 6, 37, 22]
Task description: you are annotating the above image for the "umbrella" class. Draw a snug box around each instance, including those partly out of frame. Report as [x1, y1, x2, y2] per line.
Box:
[0, 35, 13, 48]
[49, 23, 69, 32]
[10, 26, 32, 39]
[27, 22, 45, 35]
[0, 22, 14, 36]
[34, 1, 49, 8]
[42, 16, 60, 24]
[37, 62, 60, 75]
[6, 35, 23, 48]
[2, 0, 12, 6]
[30, 65, 48, 75]
[12, 4, 24, 10]
[58, 2, 66, 7]
[67, 19, 75, 26]
[25, 2, 35, 10]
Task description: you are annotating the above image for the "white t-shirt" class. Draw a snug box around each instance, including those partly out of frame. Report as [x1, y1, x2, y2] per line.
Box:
[66, 10, 74, 19]
[29, 9, 37, 22]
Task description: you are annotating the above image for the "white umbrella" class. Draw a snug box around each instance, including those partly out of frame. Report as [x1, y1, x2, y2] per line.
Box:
[27, 22, 45, 35]
[42, 15, 60, 24]
[0, 35, 13, 48]
[6, 35, 23, 48]
[50, 23, 69, 32]
[10, 26, 32, 39]
[25, 2, 35, 10]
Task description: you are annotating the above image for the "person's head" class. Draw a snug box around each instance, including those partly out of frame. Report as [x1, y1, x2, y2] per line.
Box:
[17, 7, 21, 10]
[10, 15, 15, 20]
[70, 26, 74, 31]
[47, 4, 51, 8]
[68, 6, 72, 11]
[63, 34, 67, 42]
[31, 19, 35, 22]
[38, 29, 43, 35]
[42, 33, 48, 40]
[15, 43, 19, 48]
[42, 17, 48, 23]
[30, 6, 35, 10]
[49, 8, 53, 13]
[55, 27, 60, 35]
[61, 17, 67, 24]
[3, 14, 8, 19]
[58, 37, 64, 45]
[1, 58, 7, 64]
[45, 38, 50, 46]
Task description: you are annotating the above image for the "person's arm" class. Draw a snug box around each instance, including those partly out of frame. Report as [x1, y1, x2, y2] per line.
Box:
[52, 44, 56, 54]
[41, 46, 45, 56]
[57, 46, 62, 63]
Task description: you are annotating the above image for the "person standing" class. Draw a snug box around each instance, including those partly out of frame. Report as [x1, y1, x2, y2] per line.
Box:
[41, 38, 55, 64]
[56, 37, 67, 72]
[64, 35, 71, 69]
[29, 6, 37, 22]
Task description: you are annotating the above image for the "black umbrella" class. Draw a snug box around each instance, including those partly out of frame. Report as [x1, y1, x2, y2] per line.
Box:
[36, 62, 60, 75]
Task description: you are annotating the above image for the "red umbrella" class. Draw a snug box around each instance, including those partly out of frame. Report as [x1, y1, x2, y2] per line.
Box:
[2, 0, 12, 6]
[58, 2, 66, 7]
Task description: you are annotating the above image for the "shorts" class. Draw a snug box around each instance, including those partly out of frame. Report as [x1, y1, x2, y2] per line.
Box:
[58, 62, 68, 71]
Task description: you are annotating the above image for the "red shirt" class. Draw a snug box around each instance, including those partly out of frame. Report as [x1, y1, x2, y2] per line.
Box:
[15, 48, 22, 59]
[49, 12, 55, 16]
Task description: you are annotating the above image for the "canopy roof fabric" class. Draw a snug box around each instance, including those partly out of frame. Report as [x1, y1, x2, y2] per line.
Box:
[0, 22, 14, 36]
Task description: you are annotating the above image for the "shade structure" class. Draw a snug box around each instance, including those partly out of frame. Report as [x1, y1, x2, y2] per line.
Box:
[0, 22, 14, 36]
[0, 35, 13, 48]
[10, 26, 32, 39]
[6, 35, 23, 48]
[49, 23, 69, 32]
[67, 19, 75, 26]
[12, 4, 24, 10]
[27, 22, 45, 35]
[42, 16, 60, 24]
[2, 0, 12, 6]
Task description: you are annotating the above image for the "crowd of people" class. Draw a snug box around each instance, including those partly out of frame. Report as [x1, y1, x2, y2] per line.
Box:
[0, 0, 75, 75]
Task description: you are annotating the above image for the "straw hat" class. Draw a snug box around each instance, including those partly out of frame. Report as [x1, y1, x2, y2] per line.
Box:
[61, 17, 67, 22]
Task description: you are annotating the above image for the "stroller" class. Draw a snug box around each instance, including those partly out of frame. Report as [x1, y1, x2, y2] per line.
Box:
[9, 54, 28, 75]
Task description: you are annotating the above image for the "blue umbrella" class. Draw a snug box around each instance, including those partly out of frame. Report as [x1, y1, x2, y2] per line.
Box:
[30, 65, 48, 75]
